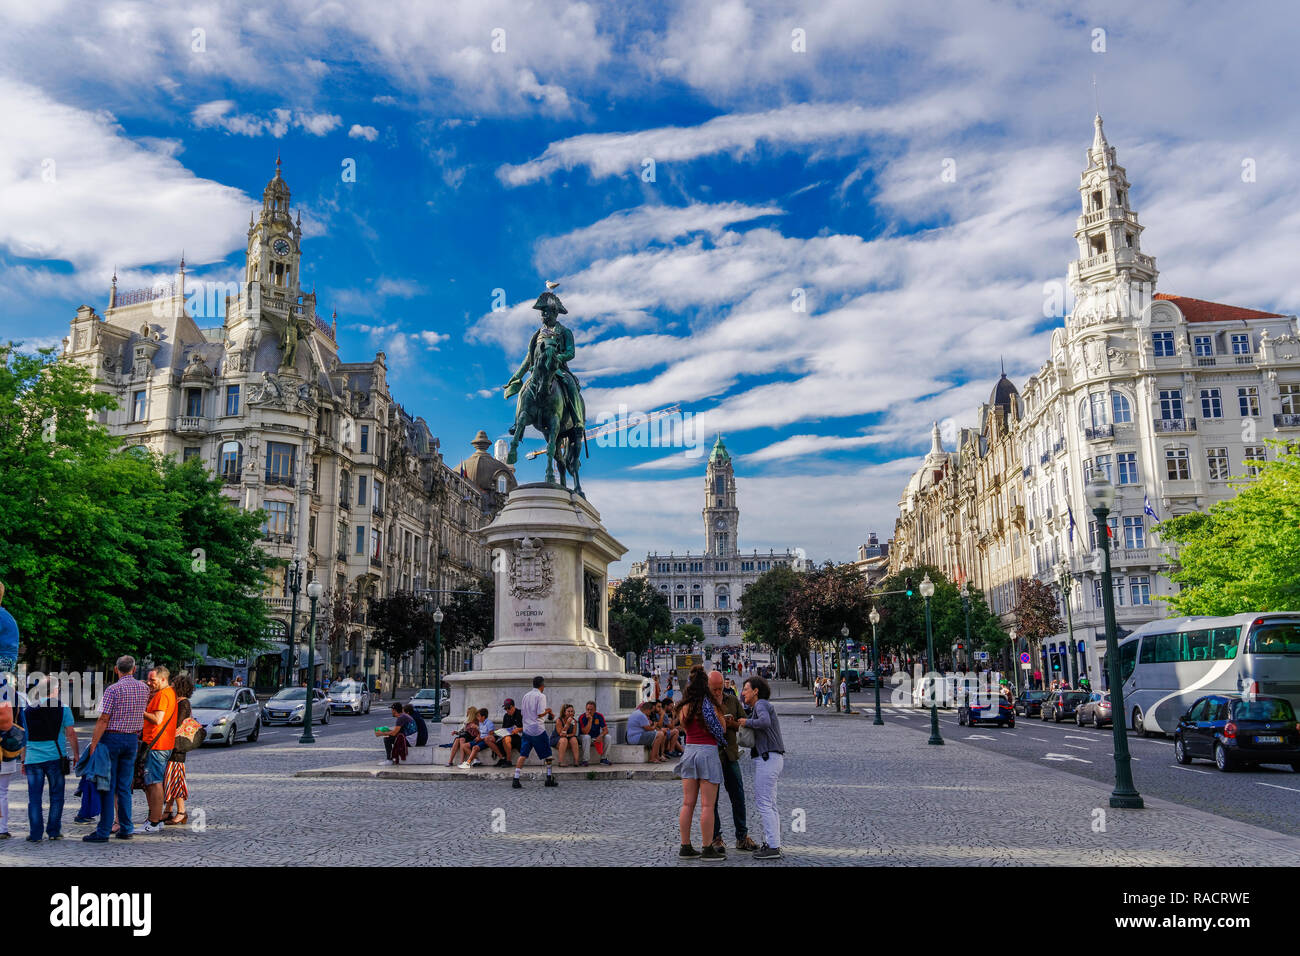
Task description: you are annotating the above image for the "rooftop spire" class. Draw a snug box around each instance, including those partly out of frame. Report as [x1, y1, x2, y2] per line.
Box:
[930, 421, 943, 454]
[1092, 113, 1108, 154]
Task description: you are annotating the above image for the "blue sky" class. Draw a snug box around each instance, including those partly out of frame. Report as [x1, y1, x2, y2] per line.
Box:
[3, 1, 1300, 574]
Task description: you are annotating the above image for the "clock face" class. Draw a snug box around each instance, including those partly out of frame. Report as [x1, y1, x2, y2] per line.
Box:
[715, 518, 727, 530]
[272, 238, 291, 257]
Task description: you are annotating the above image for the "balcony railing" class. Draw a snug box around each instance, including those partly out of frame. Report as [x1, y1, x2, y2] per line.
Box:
[222, 472, 241, 485]
[1022, 466, 1033, 479]
[264, 597, 294, 611]
[265, 473, 295, 487]
[262, 532, 293, 545]
[372, 506, 385, 519]
[337, 550, 349, 563]
[339, 497, 350, 509]
[1235, 354, 1255, 365]
[1052, 439, 1065, 455]
[1039, 452, 1050, 465]
[1155, 417, 1196, 433]
[370, 554, 383, 567]
[1196, 356, 1216, 367]
[1274, 413, 1300, 428]
[1085, 425, 1114, 441]
[177, 416, 207, 433]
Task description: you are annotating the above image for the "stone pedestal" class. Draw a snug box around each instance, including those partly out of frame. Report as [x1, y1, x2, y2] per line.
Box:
[443, 484, 645, 742]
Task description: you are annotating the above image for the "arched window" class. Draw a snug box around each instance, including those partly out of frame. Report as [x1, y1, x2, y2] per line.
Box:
[496, 473, 508, 494]
[692, 618, 703, 628]
[219, 441, 241, 479]
[1111, 392, 1132, 423]
[717, 618, 730, 637]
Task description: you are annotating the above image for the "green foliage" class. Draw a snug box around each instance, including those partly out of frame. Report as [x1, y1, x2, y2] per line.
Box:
[671, 621, 704, 645]
[873, 565, 1007, 657]
[1158, 441, 1300, 614]
[609, 577, 671, 659]
[440, 573, 495, 650]
[738, 564, 801, 649]
[367, 590, 432, 661]
[785, 562, 871, 651]
[0, 347, 274, 668]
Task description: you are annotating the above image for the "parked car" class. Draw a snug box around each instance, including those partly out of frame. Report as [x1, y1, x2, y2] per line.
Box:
[1041, 690, 1090, 722]
[1075, 692, 1113, 728]
[191, 685, 262, 746]
[959, 697, 1016, 728]
[261, 687, 331, 725]
[408, 687, 449, 719]
[1013, 690, 1049, 717]
[1174, 694, 1300, 772]
[842, 669, 861, 692]
[327, 679, 371, 715]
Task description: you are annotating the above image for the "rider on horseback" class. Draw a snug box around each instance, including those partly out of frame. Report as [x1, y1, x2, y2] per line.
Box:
[503, 289, 587, 492]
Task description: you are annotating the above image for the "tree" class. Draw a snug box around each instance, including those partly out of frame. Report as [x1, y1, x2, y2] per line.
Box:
[609, 577, 671, 669]
[873, 566, 1007, 667]
[785, 563, 870, 687]
[322, 589, 357, 676]
[671, 621, 704, 646]
[440, 573, 495, 652]
[1158, 441, 1300, 614]
[1014, 577, 1064, 680]
[738, 564, 802, 680]
[367, 590, 432, 688]
[0, 347, 273, 668]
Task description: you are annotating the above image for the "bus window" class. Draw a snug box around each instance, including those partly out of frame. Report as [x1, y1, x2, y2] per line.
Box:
[1185, 629, 1211, 661]
[1247, 622, 1300, 654]
[1209, 626, 1241, 659]
[1139, 637, 1158, 665]
[1120, 640, 1138, 682]
[1154, 632, 1179, 663]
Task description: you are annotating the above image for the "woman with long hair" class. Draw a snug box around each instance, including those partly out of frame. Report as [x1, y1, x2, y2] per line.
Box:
[162, 672, 193, 826]
[674, 666, 727, 860]
[554, 703, 580, 767]
[447, 706, 479, 766]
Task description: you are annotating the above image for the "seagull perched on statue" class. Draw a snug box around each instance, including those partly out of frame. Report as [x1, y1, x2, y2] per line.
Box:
[545, 280, 559, 290]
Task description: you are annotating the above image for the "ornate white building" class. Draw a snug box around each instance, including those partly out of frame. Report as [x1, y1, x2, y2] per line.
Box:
[893, 116, 1300, 688]
[628, 437, 810, 648]
[63, 161, 514, 689]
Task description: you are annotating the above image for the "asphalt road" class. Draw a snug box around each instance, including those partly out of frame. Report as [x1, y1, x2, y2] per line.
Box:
[878, 702, 1300, 837]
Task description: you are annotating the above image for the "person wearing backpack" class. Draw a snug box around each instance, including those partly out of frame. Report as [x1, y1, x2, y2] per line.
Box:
[162, 673, 195, 826]
[21, 678, 78, 841]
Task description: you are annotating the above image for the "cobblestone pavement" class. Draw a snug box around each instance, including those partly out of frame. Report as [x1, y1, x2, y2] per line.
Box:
[4, 692, 1300, 866]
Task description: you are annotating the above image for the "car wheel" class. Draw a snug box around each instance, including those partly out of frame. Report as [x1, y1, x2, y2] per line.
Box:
[1053, 710, 1061, 723]
[322, 708, 331, 725]
[1007, 718, 1015, 728]
[247, 719, 260, 743]
[1092, 713, 1101, 729]
[1076, 711, 1084, 726]
[1214, 743, 1236, 772]
[1291, 761, 1300, 773]
[1174, 735, 1192, 764]
[225, 723, 237, 747]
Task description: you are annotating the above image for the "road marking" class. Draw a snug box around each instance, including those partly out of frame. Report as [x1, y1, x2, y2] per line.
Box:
[1175, 766, 1212, 775]
[1062, 743, 1090, 750]
[1255, 782, 1300, 794]
[965, 735, 996, 741]
[1104, 753, 1141, 761]
[1043, 753, 1092, 763]
[1030, 737, 1048, 742]
[1064, 735, 1094, 741]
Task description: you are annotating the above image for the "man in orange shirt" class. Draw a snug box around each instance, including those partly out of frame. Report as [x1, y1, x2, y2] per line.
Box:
[141, 666, 177, 834]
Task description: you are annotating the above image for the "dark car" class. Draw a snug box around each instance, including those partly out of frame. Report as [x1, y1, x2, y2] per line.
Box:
[1014, 690, 1049, 717]
[842, 669, 862, 692]
[1041, 690, 1090, 722]
[959, 697, 1015, 728]
[1174, 694, 1300, 773]
[1075, 692, 1113, 728]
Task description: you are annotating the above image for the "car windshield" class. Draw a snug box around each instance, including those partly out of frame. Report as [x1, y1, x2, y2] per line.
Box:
[1024, 691, 1047, 700]
[1065, 693, 1090, 702]
[1233, 699, 1296, 721]
[330, 684, 358, 695]
[271, 688, 307, 701]
[413, 689, 437, 699]
[191, 689, 237, 709]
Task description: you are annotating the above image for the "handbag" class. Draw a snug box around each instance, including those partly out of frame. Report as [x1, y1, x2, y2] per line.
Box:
[174, 716, 206, 753]
[132, 705, 176, 790]
[737, 725, 755, 749]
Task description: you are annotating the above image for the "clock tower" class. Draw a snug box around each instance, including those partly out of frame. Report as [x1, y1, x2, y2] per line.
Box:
[245, 156, 303, 297]
[703, 436, 739, 556]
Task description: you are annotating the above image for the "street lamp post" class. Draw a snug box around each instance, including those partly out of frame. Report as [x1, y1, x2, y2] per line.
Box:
[285, 556, 304, 686]
[869, 606, 883, 725]
[840, 624, 852, 714]
[1086, 474, 1143, 810]
[919, 574, 943, 745]
[300, 579, 324, 744]
[961, 582, 973, 709]
[433, 606, 444, 722]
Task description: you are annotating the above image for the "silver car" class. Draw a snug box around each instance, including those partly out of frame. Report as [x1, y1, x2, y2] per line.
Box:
[191, 686, 262, 746]
[262, 686, 331, 725]
[408, 687, 449, 719]
[326, 680, 371, 715]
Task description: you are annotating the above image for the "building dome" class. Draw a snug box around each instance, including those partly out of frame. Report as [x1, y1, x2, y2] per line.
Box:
[457, 430, 516, 495]
[989, 372, 1019, 416]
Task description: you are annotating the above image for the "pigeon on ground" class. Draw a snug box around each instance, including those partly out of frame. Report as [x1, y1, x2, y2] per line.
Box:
[803, 715, 815, 723]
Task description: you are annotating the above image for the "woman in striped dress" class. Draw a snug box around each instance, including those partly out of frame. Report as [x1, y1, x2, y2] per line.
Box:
[162, 673, 193, 826]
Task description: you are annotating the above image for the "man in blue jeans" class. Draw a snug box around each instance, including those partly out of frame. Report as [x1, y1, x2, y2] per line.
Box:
[83, 655, 150, 842]
[22, 678, 78, 841]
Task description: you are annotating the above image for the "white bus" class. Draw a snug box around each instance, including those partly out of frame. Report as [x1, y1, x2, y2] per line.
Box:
[1117, 612, 1300, 736]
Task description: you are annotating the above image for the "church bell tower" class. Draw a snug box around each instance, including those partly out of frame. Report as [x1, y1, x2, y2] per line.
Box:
[703, 436, 739, 556]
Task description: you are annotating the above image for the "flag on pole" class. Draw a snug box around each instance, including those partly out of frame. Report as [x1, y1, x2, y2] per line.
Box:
[1067, 505, 1076, 544]
[1144, 494, 1160, 522]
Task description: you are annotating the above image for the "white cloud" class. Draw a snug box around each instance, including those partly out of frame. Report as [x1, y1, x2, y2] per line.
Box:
[192, 100, 341, 137]
[348, 124, 379, 141]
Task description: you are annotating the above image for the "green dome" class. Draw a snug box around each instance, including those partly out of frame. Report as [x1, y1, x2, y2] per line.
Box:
[709, 436, 731, 463]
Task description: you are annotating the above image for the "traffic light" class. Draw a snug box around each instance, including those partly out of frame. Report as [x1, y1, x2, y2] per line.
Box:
[860, 645, 867, 653]
[956, 643, 964, 651]
[905, 577, 913, 596]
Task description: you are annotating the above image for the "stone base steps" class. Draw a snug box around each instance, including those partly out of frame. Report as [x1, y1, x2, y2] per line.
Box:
[294, 762, 678, 782]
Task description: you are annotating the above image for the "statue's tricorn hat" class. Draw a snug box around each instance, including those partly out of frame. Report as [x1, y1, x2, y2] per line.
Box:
[532, 291, 567, 315]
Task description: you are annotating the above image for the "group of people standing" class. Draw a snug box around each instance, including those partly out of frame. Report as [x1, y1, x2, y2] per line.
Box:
[813, 675, 845, 709]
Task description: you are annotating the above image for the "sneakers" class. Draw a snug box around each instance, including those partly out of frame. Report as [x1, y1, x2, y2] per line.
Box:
[25, 836, 42, 844]
[753, 843, 782, 859]
[701, 845, 725, 861]
[736, 835, 758, 852]
[73, 816, 94, 825]
[495, 759, 510, 768]
[471, 759, 482, 767]
[511, 778, 522, 788]
[544, 776, 558, 787]
[114, 831, 133, 840]
[458, 761, 473, 769]
[142, 821, 165, 834]
[48, 834, 63, 841]
[579, 760, 589, 767]
[599, 758, 612, 765]
[678, 844, 700, 859]
[82, 833, 109, 843]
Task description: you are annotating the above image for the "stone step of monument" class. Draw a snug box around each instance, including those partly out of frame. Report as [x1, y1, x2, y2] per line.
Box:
[294, 763, 679, 782]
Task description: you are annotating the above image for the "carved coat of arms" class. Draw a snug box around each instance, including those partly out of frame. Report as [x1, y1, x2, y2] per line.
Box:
[509, 536, 554, 599]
